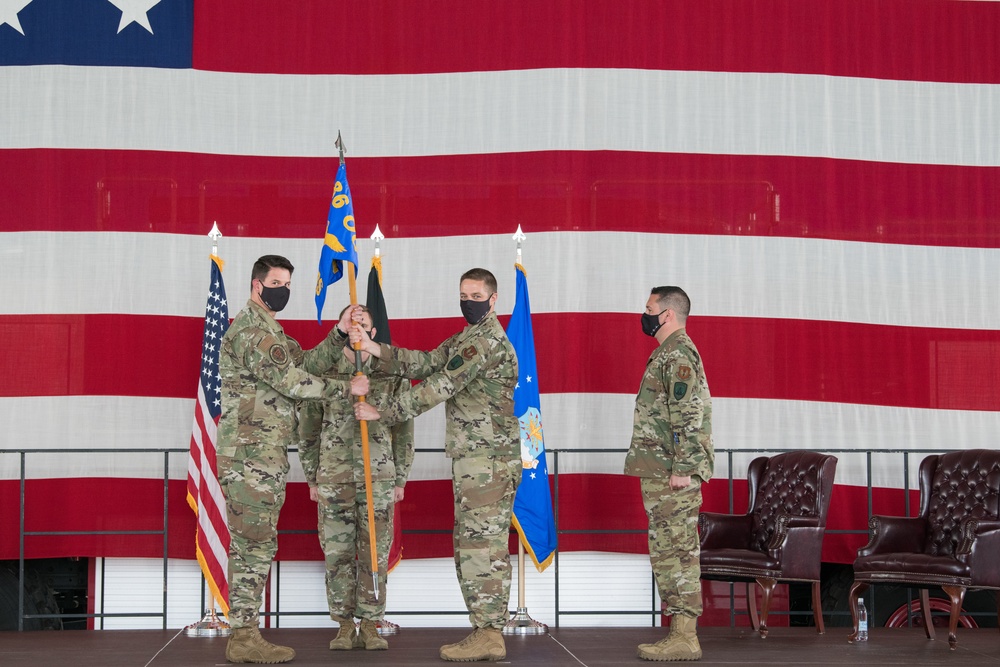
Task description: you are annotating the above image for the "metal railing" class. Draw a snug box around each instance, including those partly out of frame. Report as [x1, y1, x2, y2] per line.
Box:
[2, 445, 975, 631]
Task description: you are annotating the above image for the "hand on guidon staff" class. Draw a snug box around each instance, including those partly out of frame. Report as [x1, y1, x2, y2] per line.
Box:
[350, 374, 369, 397]
[348, 324, 379, 355]
[353, 401, 381, 421]
[336, 304, 361, 337]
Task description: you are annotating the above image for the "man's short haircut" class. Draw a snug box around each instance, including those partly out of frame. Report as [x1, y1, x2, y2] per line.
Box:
[651, 286, 691, 321]
[251, 255, 295, 283]
[460, 268, 497, 295]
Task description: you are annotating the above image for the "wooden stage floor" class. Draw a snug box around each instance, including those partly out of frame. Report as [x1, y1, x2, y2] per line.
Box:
[2, 626, 999, 666]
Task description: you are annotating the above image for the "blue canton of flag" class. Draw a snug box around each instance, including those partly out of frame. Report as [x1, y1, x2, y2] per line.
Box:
[506, 264, 557, 571]
[0, 0, 193, 68]
[315, 162, 359, 323]
[201, 257, 230, 418]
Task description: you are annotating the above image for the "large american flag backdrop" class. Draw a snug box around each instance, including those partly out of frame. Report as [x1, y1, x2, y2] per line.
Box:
[2, 1, 1000, 567]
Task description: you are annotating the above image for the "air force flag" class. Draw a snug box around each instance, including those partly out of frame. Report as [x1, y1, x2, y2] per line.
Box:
[506, 264, 557, 571]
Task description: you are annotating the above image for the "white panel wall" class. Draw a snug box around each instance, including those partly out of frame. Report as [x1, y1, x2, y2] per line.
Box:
[94, 553, 660, 630]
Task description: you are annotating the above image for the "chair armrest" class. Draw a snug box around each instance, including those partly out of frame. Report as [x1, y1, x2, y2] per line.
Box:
[765, 514, 825, 580]
[699, 512, 753, 550]
[957, 518, 1000, 555]
[857, 515, 926, 558]
[767, 514, 820, 550]
[957, 518, 1000, 587]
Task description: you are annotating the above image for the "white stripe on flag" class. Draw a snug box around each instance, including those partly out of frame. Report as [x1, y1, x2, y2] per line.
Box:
[5, 231, 1000, 330]
[2, 67, 999, 166]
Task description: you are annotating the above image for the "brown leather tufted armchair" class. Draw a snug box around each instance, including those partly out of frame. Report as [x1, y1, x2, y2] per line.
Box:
[849, 449, 1000, 649]
[699, 451, 838, 637]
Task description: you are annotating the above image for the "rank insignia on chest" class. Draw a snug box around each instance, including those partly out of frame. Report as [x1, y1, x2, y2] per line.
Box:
[447, 354, 465, 370]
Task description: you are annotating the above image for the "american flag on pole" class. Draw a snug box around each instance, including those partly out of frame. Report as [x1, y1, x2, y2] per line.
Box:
[186, 254, 231, 613]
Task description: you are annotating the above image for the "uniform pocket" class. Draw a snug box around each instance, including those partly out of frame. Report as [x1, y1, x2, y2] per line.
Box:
[220, 447, 287, 543]
[454, 457, 516, 511]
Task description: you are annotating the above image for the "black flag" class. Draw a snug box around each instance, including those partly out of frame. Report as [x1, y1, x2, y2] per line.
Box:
[366, 259, 391, 344]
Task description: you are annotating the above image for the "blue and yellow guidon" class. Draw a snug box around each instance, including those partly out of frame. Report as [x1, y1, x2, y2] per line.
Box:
[315, 163, 359, 323]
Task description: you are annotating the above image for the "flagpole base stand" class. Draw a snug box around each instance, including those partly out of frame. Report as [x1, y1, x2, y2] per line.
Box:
[502, 608, 548, 635]
[184, 609, 231, 637]
[377, 618, 399, 636]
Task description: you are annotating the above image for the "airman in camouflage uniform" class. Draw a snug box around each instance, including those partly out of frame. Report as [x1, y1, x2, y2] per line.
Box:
[217, 255, 368, 664]
[351, 268, 519, 662]
[298, 306, 414, 651]
[624, 286, 714, 662]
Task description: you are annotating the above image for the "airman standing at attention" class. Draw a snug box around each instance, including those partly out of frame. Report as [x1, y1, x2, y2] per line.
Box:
[624, 286, 714, 662]
[298, 304, 414, 652]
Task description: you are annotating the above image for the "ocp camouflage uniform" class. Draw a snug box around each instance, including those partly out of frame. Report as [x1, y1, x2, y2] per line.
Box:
[217, 299, 355, 629]
[373, 311, 520, 630]
[298, 350, 414, 622]
[624, 328, 714, 619]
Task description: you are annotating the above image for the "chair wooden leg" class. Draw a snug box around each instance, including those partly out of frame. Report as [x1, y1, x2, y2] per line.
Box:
[811, 580, 825, 634]
[919, 588, 936, 640]
[745, 582, 760, 631]
[756, 577, 776, 638]
[847, 580, 869, 642]
[941, 585, 965, 650]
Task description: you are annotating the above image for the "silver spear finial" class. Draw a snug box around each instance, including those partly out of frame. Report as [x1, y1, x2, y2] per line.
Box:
[208, 221, 223, 256]
[512, 224, 526, 265]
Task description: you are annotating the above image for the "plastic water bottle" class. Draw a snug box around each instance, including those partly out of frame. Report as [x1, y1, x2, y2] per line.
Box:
[856, 598, 869, 642]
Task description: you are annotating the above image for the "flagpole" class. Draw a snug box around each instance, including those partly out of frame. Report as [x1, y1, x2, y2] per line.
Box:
[504, 225, 547, 636]
[337, 133, 381, 601]
[185, 221, 231, 638]
[369, 222, 400, 636]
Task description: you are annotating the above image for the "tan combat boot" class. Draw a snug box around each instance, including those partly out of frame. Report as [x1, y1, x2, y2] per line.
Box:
[637, 615, 702, 661]
[225, 626, 296, 664]
[356, 618, 389, 650]
[439, 627, 506, 662]
[328, 617, 357, 650]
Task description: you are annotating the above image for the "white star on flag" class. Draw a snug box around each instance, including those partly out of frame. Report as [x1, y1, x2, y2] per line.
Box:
[107, 0, 161, 34]
[0, 0, 33, 35]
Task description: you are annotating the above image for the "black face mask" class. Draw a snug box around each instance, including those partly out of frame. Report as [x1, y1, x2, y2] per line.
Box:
[260, 285, 290, 312]
[641, 310, 666, 337]
[461, 298, 492, 325]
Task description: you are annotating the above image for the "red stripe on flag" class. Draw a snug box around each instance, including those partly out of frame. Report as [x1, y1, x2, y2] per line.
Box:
[192, 0, 1000, 84]
[6, 313, 1000, 412]
[4, 149, 1000, 248]
[0, 475, 906, 565]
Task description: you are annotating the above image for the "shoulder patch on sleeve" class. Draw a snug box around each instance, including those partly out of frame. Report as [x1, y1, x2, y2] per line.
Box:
[269, 344, 288, 366]
[673, 382, 688, 400]
[461, 344, 478, 360]
[447, 354, 465, 371]
[676, 365, 692, 381]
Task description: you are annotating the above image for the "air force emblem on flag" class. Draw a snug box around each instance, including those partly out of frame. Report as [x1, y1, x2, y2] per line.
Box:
[519, 406, 544, 470]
